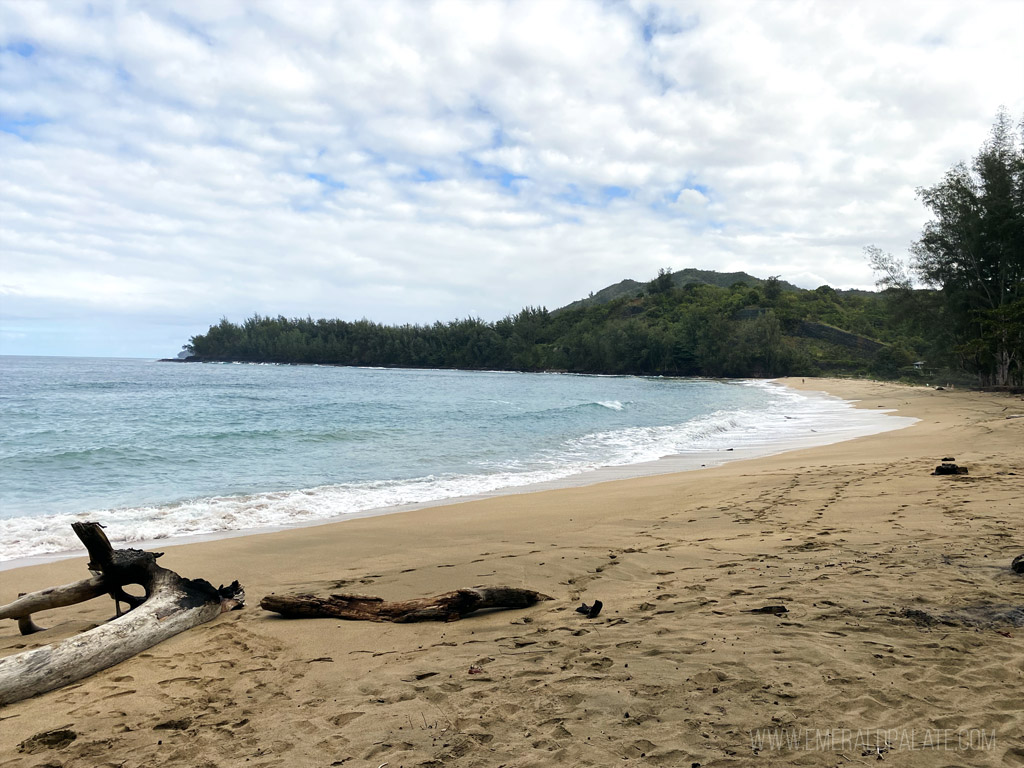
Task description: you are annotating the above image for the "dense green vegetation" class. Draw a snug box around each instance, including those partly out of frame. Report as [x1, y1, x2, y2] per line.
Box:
[184, 112, 1022, 387]
[183, 277, 931, 380]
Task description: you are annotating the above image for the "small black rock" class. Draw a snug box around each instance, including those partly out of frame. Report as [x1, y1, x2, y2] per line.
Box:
[1012, 554, 1024, 574]
[576, 600, 603, 618]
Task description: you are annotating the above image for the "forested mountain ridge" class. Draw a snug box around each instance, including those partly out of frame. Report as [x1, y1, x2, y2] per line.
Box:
[181, 272, 929, 380]
[554, 268, 801, 314]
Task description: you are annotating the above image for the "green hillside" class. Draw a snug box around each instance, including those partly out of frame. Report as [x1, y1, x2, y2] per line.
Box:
[182, 268, 949, 381]
[555, 268, 800, 314]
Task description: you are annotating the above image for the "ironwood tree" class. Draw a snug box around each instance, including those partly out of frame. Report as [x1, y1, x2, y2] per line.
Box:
[911, 108, 1024, 387]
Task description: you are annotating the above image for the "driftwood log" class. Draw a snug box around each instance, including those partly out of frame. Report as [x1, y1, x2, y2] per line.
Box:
[261, 586, 552, 622]
[0, 522, 243, 706]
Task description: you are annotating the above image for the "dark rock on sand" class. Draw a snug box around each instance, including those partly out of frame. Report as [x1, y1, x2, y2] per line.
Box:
[747, 605, 788, 615]
[932, 462, 968, 475]
[1012, 554, 1024, 574]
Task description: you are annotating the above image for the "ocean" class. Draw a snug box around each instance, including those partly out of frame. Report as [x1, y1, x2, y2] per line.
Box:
[0, 356, 915, 566]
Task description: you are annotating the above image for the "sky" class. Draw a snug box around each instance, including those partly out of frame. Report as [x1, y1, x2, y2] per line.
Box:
[1, 1, 1022, 358]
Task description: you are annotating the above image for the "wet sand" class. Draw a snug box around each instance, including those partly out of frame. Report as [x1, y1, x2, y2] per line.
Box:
[2, 378, 1022, 767]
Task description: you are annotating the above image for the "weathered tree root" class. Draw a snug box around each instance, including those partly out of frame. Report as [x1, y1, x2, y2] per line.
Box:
[0, 522, 243, 706]
[261, 586, 552, 622]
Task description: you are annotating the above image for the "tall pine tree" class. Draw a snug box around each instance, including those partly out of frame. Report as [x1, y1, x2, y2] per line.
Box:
[912, 109, 1024, 387]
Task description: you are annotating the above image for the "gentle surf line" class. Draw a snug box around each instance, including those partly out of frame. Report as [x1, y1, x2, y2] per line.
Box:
[0, 382, 916, 571]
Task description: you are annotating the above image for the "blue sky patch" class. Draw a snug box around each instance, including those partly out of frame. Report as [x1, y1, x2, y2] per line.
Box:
[307, 172, 346, 190]
[0, 113, 49, 138]
[641, 11, 698, 42]
[557, 184, 632, 207]
[465, 158, 527, 191]
[5, 42, 36, 57]
[412, 167, 443, 182]
[556, 184, 586, 206]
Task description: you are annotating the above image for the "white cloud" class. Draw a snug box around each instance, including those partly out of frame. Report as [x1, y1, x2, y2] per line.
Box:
[0, 0, 1021, 356]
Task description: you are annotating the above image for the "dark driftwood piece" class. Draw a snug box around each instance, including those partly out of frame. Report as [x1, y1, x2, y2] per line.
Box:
[261, 586, 552, 622]
[0, 522, 243, 706]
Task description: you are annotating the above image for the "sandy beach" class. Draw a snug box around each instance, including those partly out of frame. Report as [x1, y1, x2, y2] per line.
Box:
[1, 378, 1022, 767]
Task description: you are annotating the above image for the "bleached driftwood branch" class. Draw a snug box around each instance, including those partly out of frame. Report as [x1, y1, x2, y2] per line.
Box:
[0, 576, 108, 635]
[0, 522, 243, 706]
[261, 586, 552, 622]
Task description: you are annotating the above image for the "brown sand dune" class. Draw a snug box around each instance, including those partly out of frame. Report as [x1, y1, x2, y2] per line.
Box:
[1, 378, 1022, 767]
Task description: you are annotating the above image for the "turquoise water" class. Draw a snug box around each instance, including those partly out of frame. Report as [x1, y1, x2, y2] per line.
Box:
[0, 357, 913, 562]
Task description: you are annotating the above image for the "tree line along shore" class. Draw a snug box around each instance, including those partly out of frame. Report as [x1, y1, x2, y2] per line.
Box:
[179, 280, 927, 381]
